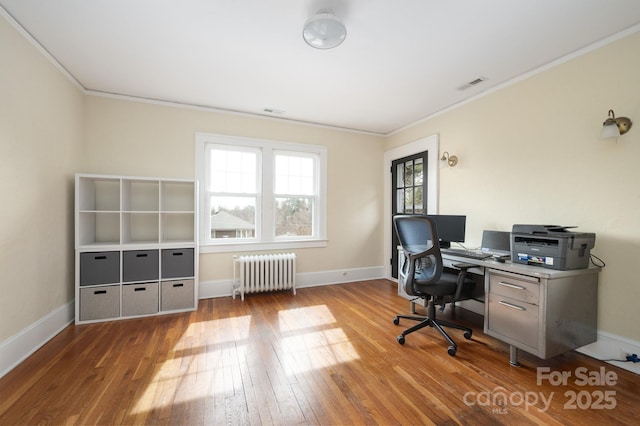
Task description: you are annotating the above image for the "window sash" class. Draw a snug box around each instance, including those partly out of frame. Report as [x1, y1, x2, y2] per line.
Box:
[196, 133, 327, 251]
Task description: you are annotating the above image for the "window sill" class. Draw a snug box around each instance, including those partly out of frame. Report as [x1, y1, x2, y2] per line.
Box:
[199, 239, 328, 254]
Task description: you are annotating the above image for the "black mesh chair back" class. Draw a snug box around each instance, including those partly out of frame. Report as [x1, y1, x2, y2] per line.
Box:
[392, 214, 475, 356]
[393, 215, 444, 297]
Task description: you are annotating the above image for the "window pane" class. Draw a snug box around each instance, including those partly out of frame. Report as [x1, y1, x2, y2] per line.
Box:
[396, 189, 404, 213]
[209, 149, 256, 193]
[275, 153, 315, 195]
[210, 196, 255, 239]
[275, 197, 313, 237]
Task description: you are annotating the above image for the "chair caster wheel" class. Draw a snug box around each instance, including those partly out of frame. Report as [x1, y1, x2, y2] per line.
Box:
[448, 346, 456, 356]
[464, 330, 472, 339]
[393, 317, 400, 325]
[397, 335, 405, 345]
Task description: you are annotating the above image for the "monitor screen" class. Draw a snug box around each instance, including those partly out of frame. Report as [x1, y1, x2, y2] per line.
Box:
[481, 230, 512, 256]
[426, 215, 466, 248]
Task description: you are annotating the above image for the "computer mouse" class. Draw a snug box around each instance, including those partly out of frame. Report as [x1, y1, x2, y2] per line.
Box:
[493, 256, 506, 263]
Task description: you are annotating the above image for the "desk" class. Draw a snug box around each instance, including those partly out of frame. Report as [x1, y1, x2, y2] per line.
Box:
[398, 253, 601, 366]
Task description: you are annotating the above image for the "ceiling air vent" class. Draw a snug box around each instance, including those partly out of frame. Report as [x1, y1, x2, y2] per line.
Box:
[263, 107, 285, 115]
[457, 76, 487, 91]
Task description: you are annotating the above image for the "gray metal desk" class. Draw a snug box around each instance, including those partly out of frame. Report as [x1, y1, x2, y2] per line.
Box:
[398, 253, 601, 365]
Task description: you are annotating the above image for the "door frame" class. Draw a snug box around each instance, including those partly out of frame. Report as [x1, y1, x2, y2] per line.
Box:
[383, 134, 440, 279]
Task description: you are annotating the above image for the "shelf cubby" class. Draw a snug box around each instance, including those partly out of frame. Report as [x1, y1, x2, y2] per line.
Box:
[161, 181, 195, 212]
[78, 177, 120, 212]
[161, 212, 195, 243]
[122, 212, 160, 244]
[123, 179, 159, 212]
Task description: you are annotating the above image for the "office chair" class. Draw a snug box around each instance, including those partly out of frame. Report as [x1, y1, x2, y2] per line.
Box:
[392, 215, 475, 356]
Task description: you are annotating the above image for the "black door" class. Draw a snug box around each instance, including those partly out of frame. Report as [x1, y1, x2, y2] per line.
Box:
[391, 151, 428, 278]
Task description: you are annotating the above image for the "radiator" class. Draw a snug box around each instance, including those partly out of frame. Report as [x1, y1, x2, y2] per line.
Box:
[233, 253, 296, 300]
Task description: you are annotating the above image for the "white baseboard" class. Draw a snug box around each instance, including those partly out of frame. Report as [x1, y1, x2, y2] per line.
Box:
[0, 301, 74, 379]
[577, 331, 640, 375]
[198, 265, 386, 299]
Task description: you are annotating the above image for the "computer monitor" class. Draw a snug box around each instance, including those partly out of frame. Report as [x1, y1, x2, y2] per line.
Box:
[426, 215, 466, 248]
[481, 230, 512, 257]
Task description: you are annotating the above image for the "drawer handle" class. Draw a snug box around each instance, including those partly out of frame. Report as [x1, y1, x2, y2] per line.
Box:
[134, 287, 146, 292]
[172, 252, 184, 256]
[94, 256, 107, 260]
[498, 281, 526, 290]
[136, 253, 148, 258]
[173, 283, 184, 288]
[94, 290, 107, 295]
[499, 300, 526, 311]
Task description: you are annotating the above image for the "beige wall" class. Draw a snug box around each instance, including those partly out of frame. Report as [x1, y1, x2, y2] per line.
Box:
[0, 16, 84, 341]
[83, 96, 386, 282]
[387, 32, 640, 341]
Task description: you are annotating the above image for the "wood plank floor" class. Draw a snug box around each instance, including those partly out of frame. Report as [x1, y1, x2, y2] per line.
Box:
[1, 279, 638, 425]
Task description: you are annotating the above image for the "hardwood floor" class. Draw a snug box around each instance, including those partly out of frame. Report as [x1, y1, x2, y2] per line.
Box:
[1, 279, 638, 425]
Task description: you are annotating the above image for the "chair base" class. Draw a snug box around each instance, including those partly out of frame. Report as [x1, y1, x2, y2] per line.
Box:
[393, 300, 472, 356]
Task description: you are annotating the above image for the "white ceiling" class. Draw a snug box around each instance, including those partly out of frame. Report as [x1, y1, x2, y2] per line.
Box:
[2, 1, 640, 135]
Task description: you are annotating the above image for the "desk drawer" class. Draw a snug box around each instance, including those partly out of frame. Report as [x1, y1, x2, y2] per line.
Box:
[488, 270, 539, 305]
[487, 293, 539, 350]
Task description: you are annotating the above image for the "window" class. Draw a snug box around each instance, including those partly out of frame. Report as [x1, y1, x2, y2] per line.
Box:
[196, 133, 327, 252]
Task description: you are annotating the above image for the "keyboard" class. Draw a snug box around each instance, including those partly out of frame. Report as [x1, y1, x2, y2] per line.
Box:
[441, 248, 492, 260]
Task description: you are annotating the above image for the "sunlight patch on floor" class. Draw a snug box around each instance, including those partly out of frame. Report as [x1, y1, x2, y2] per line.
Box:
[278, 304, 337, 331]
[278, 305, 360, 375]
[130, 316, 252, 415]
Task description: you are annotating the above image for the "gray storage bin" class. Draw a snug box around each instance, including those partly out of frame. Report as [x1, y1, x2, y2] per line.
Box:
[80, 285, 120, 321]
[161, 248, 194, 278]
[161, 279, 195, 311]
[123, 249, 159, 282]
[80, 251, 120, 286]
[122, 282, 159, 316]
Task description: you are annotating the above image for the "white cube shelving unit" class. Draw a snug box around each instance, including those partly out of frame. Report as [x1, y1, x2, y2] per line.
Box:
[75, 174, 198, 324]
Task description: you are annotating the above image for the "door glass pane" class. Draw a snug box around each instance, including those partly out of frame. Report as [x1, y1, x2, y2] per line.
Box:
[404, 162, 413, 187]
[404, 188, 414, 213]
[396, 164, 405, 188]
[415, 187, 423, 214]
[396, 189, 404, 213]
[414, 158, 423, 186]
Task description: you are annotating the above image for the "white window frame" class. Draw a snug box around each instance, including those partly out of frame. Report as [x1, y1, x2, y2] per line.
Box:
[196, 132, 327, 253]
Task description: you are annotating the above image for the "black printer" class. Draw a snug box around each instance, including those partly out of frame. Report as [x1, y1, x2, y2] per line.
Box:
[511, 225, 595, 270]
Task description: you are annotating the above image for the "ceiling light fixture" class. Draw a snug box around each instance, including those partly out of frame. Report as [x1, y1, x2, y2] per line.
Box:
[302, 9, 347, 49]
[600, 109, 632, 139]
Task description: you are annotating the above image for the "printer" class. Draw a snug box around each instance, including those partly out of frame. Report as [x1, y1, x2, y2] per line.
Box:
[511, 225, 595, 270]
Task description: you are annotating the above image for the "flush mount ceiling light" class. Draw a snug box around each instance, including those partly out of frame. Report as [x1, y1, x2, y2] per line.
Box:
[302, 9, 347, 49]
[600, 109, 633, 139]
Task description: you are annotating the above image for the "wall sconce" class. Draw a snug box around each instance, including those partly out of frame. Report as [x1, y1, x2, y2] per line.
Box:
[440, 151, 458, 167]
[600, 109, 632, 139]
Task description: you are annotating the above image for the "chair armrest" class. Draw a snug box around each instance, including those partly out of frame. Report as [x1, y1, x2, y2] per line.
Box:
[451, 262, 476, 270]
[451, 263, 474, 300]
